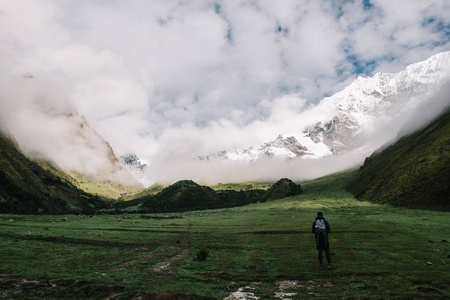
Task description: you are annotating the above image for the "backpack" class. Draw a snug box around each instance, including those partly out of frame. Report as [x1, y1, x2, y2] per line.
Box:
[315, 219, 326, 235]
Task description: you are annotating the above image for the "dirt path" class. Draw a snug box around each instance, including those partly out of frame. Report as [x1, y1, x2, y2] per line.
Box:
[109, 251, 158, 271]
[149, 249, 190, 272]
[109, 238, 191, 272]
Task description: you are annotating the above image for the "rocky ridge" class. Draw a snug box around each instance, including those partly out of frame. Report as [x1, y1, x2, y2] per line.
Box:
[200, 51, 450, 161]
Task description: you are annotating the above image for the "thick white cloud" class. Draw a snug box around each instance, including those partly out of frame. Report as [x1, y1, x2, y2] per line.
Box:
[0, 0, 449, 184]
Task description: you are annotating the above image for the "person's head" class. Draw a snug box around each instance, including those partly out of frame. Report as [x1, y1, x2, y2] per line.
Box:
[317, 212, 323, 217]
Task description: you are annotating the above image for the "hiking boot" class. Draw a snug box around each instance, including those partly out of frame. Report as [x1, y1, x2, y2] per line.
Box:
[327, 264, 334, 269]
[319, 264, 324, 270]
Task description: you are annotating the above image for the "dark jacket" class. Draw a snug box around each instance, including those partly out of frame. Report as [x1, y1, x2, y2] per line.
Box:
[312, 216, 330, 237]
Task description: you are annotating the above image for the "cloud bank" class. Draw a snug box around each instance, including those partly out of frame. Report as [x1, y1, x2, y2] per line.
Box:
[0, 0, 449, 184]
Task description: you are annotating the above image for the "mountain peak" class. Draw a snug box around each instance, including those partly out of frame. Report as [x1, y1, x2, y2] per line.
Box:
[200, 51, 450, 162]
[120, 154, 152, 187]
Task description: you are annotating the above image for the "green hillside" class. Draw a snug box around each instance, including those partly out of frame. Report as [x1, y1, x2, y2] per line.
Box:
[141, 180, 222, 212]
[118, 183, 165, 201]
[36, 160, 143, 200]
[0, 131, 106, 214]
[260, 178, 303, 202]
[138, 180, 266, 213]
[120, 178, 303, 213]
[210, 181, 272, 191]
[348, 107, 450, 210]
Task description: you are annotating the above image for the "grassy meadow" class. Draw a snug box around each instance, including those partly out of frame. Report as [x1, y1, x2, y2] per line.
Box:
[1, 170, 449, 299]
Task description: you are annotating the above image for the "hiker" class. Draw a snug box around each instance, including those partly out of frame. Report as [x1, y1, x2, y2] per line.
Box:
[312, 212, 333, 269]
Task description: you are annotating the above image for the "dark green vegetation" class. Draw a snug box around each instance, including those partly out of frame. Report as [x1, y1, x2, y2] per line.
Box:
[1, 170, 449, 299]
[135, 178, 301, 213]
[348, 107, 450, 210]
[260, 177, 303, 202]
[0, 131, 106, 214]
[140, 180, 225, 212]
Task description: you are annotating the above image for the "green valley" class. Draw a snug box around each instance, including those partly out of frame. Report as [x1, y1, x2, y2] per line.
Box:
[1, 170, 449, 299]
[1, 99, 449, 299]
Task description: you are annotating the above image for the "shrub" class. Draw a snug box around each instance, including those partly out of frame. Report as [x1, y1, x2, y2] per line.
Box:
[195, 248, 210, 262]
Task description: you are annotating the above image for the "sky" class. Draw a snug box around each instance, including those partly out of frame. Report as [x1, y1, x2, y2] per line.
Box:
[0, 0, 450, 184]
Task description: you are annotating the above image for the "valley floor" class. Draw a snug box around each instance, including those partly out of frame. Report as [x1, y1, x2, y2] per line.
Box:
[0, 172, 449, 299]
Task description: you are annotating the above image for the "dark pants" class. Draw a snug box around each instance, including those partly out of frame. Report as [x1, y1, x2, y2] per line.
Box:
[316, 236, 331, 265]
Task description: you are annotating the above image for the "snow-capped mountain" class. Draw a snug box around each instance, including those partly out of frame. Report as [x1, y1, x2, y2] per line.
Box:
[200, 51, 450, 161]
[198, 135, 311, 161]
[120, 154, 152, 187]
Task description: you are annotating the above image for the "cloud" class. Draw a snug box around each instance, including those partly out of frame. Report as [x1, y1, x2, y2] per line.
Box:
[395, 80, 450, 139]
[0, 0, 449, 185]
[0, 72, 141, 186]
[143, 148, 368, 186]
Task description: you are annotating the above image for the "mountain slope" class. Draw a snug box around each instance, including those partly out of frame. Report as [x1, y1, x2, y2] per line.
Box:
[0, 73, 143, 199]
[0, 130, 106, 214]
[30, 115, 145, 199]
[202, 51, 450, 161]
[347, 107, 450, 210]
[120, 154, 152, 187]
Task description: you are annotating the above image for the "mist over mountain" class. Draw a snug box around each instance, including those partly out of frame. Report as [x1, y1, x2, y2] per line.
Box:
[1, 0, 450, 188]
[0, 129, 106, 214]
[120, 154, 152, 187]
[347, 106, 450, 210]
[1, 53, 449, 187]
[0, 73, 143, 193]
[200, 52, 450, 162]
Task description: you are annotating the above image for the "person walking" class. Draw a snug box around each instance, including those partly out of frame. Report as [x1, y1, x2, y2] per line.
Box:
[312, 212, 333, 269]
